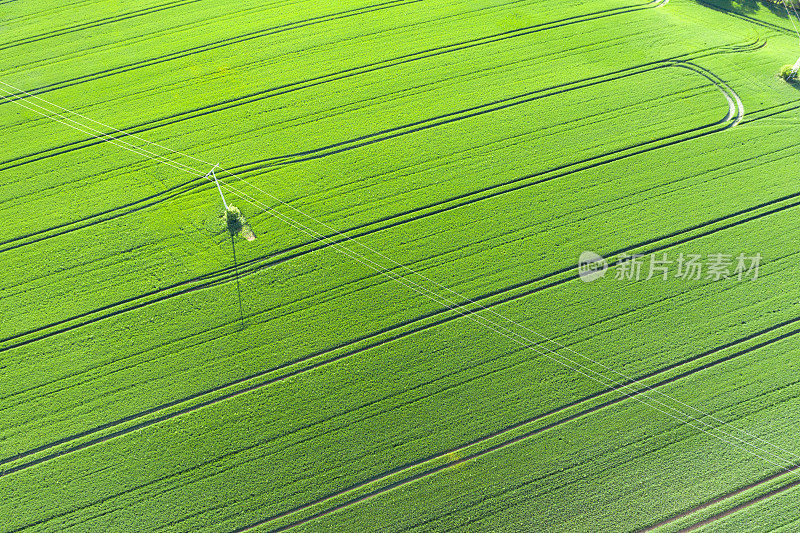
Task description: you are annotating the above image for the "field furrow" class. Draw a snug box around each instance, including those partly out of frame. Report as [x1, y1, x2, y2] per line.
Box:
[3, 0, 800, 531]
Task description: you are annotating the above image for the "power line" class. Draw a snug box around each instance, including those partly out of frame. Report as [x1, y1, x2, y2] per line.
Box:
[781, 0, 800, 45]
[1, 80, 797, 473]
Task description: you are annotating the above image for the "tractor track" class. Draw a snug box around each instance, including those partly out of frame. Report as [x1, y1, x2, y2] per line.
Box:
[0, 176, 204, 254]
[643, 456, 800, 530]
[22, 283, 800, 533]
[0, 0, 659, 108]
[0, 0, 202, 52]
[0, 0, 686, 175]
[0, 0, 549, 102]
[235, 62, 734, 172]
[2, 167, 799, 482]
[679, 476, 800, 531]
[233, 340, 800, 533]
[0, 50, 754, 254]
[0, 65, 756, 358]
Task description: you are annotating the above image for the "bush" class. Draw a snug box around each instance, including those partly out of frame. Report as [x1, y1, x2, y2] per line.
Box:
[780, 64, 798, 82]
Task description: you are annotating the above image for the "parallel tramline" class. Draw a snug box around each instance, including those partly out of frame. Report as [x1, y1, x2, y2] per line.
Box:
[3, 0, 800, 531]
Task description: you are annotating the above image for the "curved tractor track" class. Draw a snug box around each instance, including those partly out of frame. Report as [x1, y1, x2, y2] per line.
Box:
[0, 54, 747, 356]
[0, 3, 767, 531]
[0, 55, 761, 530]
[0, 41, 754, 256]
[670, 60, 744, 127]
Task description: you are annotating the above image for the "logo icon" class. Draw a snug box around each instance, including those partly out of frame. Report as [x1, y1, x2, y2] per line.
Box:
[578, 251, 608, 282]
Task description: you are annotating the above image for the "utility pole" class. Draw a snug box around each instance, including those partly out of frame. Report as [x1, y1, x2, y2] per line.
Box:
[206, 164, 226, 209]
[205, 164, 245, 328]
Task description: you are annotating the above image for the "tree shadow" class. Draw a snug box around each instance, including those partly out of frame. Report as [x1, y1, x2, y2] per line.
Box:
[230, 235, 245, 330]
[694, 0, 795, 17]
[199, 206, 250, 330]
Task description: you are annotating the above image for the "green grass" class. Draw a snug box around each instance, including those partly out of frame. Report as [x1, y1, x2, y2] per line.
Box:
[2, 0, 800, 531]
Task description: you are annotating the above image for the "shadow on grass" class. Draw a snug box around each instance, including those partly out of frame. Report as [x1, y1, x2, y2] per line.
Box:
[694, 0, 797, 17]
[230, 235, 245, 330]
[199, 205, 252, 330]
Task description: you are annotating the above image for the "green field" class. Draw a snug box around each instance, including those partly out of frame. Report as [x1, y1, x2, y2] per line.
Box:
[2, 0, 800, 531]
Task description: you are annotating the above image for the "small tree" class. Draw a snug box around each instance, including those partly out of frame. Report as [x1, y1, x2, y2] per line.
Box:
[224, 205, 255, 241]
[225, 205, 244, 234]
[780, 64, 798, 83]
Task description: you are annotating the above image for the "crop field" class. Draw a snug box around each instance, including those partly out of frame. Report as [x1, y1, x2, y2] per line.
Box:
[2, 0, 800, 531]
